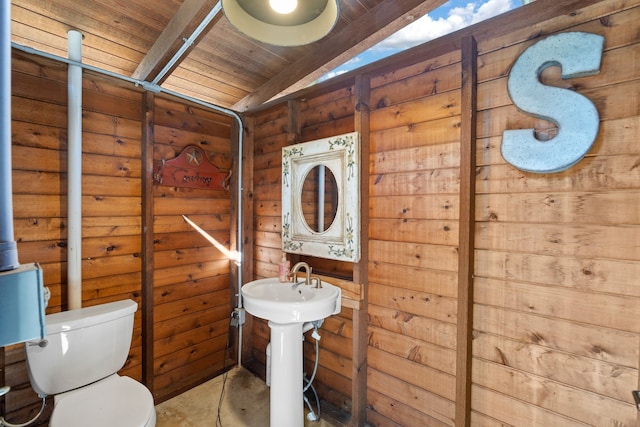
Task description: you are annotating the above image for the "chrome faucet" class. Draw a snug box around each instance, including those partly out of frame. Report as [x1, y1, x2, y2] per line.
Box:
[290, 262, 311, 286]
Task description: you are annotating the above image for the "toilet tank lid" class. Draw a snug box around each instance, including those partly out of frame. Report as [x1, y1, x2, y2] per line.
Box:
[45, 300, 138, 335]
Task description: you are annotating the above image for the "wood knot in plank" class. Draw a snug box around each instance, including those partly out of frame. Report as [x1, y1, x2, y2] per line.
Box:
[581, 267, 593, 276]
[590, 345, 607, 356]
[528, 331, 545, 345]
[407, 346, 422, 362]
[495, 347, 510, 366]
[375, 97, 390, 109]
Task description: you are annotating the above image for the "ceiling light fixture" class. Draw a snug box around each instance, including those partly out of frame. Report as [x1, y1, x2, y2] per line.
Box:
[269, 0, 297, 15]
[222, 0, 339, 47]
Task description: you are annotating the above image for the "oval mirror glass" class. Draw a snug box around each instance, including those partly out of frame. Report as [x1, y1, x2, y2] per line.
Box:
[300, 165, 338, 233]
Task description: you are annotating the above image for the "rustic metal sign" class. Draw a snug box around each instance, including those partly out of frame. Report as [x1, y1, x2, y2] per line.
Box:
[501, 32, 605, 173]
[153, 145, 230, 190]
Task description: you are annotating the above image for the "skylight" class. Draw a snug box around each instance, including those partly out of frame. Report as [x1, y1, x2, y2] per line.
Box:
[318, 0, 522, 83]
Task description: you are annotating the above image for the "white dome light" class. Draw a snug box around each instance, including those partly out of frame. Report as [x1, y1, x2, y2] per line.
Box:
[269, 0, 297, 14]
[222, 0, 339, 47]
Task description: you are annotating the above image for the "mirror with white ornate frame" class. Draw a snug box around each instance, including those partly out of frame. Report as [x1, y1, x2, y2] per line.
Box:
[282, 132, 360, 262]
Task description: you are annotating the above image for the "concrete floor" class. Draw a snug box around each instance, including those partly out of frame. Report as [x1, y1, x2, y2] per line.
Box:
[155, 367, 336, 427]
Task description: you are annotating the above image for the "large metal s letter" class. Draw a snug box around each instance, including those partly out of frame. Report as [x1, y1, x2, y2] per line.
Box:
[501, 32, 605, 173]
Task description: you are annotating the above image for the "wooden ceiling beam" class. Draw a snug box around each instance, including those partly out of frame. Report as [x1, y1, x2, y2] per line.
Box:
[232, 0, 447, 111]
[132, 0, 221, 82]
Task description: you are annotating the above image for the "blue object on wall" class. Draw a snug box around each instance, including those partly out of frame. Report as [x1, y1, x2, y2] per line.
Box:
[501, 32, 605, 173]
[0, 262, 46, 347]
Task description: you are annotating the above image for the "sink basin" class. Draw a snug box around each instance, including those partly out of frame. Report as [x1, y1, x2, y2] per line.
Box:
[242, 277, 341, 324]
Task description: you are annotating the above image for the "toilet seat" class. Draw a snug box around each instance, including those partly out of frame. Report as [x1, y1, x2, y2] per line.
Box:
[50, 374, 156, 427]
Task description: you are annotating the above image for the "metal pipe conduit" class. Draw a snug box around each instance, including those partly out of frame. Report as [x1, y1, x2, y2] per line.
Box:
[151, 2, 222, 85]
[0, 0, 18, 272]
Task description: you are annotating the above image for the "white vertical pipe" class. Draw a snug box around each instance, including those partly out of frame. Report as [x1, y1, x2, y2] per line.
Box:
[317, 164, 325, 231]
[67, 30, 83, 310]
[0, 0, 19, 272]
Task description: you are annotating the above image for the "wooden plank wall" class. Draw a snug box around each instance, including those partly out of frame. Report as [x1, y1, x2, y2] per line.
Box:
[244, 0, 640, 425]
[471, 0, 640, 424]
[298, 86, 360, 417]
[6, 50, 144, 425]
[151, 96, 233, 400]
[248, 84, 360, 418]
[3, 49, 234, 424]
[366, 45, 462, 427]
[246, 103, 286, 382]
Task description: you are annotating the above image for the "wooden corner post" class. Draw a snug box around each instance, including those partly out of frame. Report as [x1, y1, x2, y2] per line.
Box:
[455, 35, 478, 427]
[352, 74, 370, 426]
[141, 91, 155, 394]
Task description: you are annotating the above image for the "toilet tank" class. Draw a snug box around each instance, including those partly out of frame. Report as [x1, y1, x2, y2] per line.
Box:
[25, 299, 137, 397]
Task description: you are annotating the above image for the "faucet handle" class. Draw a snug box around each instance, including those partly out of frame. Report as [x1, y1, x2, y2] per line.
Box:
[310, 275, 322, 288]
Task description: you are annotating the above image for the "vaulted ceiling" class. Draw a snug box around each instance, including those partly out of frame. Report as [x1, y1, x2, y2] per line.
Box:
[11, 0, 446, 111]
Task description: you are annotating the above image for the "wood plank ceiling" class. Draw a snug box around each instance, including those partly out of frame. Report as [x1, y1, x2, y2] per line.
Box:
[11, 0, 446, 111]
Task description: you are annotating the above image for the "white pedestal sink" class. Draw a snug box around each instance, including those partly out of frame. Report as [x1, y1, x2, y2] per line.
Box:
[242, 277, 342, 427]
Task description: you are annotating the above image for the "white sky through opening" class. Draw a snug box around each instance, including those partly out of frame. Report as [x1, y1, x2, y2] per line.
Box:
[318, 0, 522, 83]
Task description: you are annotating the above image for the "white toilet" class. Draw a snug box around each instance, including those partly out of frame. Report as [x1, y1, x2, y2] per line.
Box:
[25, 299, 156, 427]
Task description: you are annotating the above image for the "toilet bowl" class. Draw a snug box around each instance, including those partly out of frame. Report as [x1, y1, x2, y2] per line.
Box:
[25, 299, 156, 427]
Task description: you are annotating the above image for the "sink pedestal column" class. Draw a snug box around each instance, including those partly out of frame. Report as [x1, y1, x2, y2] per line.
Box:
[268, 321, 303, 427]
